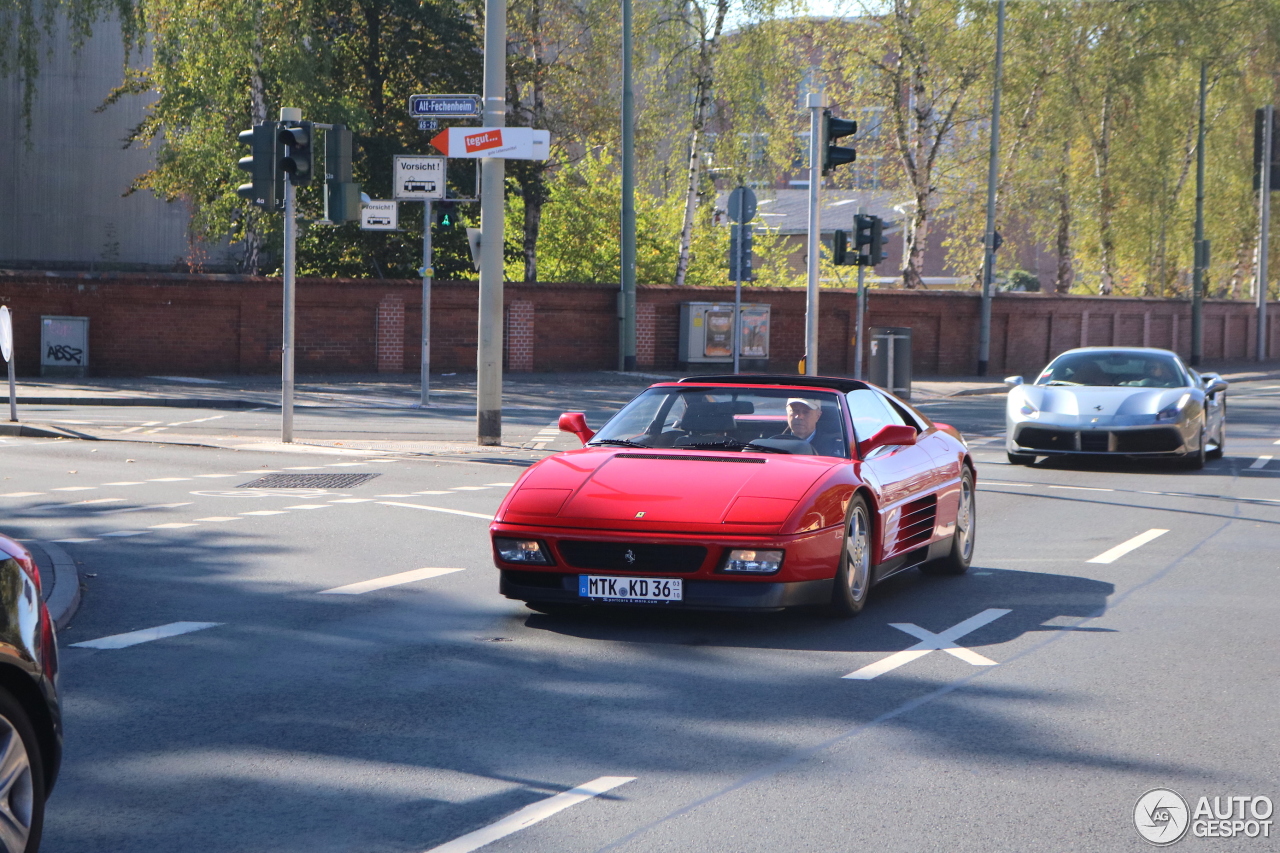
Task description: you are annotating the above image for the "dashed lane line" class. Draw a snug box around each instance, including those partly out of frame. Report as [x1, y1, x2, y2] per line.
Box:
[1249, 455, 1272, 469]
[379, 501, 495, 520]
[422, 776, 635, 853]
[1086, 528, 1169, 564]
[101, 481, 146, 486]
[240, 510, 288, 516]
[319, 567, 464, 595]
[329, 498, 374, 504]
[149, 522, 199, 529]
[51, 486, 96, 492]
[450, 486, 491, 491]
[0, 492, 45, 498]
[101, 531, 149, 538]
[285, 504, 331, 510]
[195, 517, 242, 522]
[71, 621, 221, 650]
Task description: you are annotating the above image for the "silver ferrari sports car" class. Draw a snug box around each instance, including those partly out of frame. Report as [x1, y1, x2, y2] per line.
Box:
[1004, 347, 1228, 468]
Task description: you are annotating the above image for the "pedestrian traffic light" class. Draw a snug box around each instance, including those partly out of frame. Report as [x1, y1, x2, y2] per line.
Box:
[236, 122, 282, 211]
[323, 124, 362, 223]
[278, 120, 314, 186]
[823, 110, 857, 174]
[436, 200, 459, 228]
[854, 214, 885, 266]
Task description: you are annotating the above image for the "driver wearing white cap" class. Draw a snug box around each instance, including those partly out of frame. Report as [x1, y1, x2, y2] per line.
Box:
[769, 397, 834, 454]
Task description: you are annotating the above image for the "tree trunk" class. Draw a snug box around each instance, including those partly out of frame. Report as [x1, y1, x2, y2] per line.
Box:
[1053, 139, 1073, 295]
[1094, 90, 1116, 295]
[674, 129, 702, 286]
[361, 0, 385, 117]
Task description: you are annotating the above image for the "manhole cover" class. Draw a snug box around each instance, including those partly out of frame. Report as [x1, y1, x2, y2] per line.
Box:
[236, 473, 381, 489]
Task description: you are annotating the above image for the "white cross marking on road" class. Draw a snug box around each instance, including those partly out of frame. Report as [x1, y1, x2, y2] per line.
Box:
[842, 608, 1012, 680]
[1249, 455, 1272, 469]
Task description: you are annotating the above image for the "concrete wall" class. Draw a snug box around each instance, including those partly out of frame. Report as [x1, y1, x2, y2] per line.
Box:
[1, 272, 1276, 378]
[0, 17, 195, 270]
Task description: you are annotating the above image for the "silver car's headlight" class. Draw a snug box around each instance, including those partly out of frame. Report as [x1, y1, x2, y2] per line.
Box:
[1156, 393, 1191, 423]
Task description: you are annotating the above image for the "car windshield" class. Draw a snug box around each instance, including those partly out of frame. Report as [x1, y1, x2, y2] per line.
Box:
[587, 386, 850, 458]
[1035, 352, 1187, 389]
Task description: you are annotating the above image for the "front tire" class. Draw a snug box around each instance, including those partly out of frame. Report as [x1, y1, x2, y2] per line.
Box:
[1182, 426, 1207, 470]
[0, 689, 44, 853]
[829, 495, 873, 617]
[921, 468, 975, 576]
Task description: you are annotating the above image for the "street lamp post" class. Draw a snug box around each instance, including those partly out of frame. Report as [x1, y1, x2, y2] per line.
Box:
[977, 0, 1006, 378]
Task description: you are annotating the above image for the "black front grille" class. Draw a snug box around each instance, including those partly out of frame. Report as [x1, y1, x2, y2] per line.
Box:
[1114, 428, 1183, 453]
[1079, 430, 1110, 452]
[1017, 427, 1076, 451]
[558, 541, 707, 573]
[501, 570, 572, 589]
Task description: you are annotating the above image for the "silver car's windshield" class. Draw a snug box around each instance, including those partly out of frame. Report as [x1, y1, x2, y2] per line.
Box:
[1036, 352, 1187, 388]
[587, 387, 849, 458]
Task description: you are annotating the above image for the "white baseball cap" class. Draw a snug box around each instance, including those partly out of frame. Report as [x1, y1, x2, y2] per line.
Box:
[786, 397, 822, 411]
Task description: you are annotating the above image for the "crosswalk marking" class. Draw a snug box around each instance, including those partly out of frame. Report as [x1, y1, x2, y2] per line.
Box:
[1248, 455, 1272, 469]
[1086, 528, 1168, 564]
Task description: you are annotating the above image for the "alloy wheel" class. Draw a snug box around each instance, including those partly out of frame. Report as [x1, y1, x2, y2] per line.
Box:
[845, 506, 870, 600]
[955, 476, 975, 562]
[0, 715, 33, 853]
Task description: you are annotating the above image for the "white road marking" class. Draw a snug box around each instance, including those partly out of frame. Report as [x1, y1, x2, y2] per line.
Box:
[149, 478, 192, 482]
[241, 510, 288, 516]
[285, 505, 331, 510]
[421, 776, 635, 853]
[1249, 455, 1272, 469]
[283, 466, 321, 470]
[72, 498, 127, 505]
[193, 474, 238, 479]
[101, 531, 150, 538]
[195, 517, 242, 522]
[843, 609, 1011, 680]
[0, 492, 45, 498]
[117, 426, 143, 434]
[71, 621, 221, 649]
[52, 538, 99, 544]
[95, 502, 193, 515]
[149, 523, 199, 529]
[379, 501, 495, 520]
[1086, 529, 1168, 564]
[1274, 438, 1280, 445]
[485, 482, 517, 487]
[414, 490, 452, 495]
[102, 481, 146, 486]
[376, 494, 418, 498]
[51, 486, 96, 492]
[533, 442, 548, 449]
[1048, 485, 1114, 492]
[329, 498, 373, 504]
[142, 428, 168, 434]
[319, 567, 465, 595]
[450, 486, 491, 491]
[238, 470, 281, 474]
[325, 462, 367, 467]
[141, 421, 162, 426]
[166, 415, 225, 426]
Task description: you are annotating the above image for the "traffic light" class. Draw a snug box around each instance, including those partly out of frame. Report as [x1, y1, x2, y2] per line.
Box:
[436, 200, 459, 228]
[832, 229, 852, 266]
[323, 125, 362, 222]
[236, 122, 281, 211]
[278, 121, 314, 186]
[854, 214, 885, 266]
[729, 224, 754, 280]
[823, 110, 857, 174]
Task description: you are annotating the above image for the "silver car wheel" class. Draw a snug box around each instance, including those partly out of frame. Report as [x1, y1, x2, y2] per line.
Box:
[0, 714, 33, 853]
[955, 476, 975, 562]
[845, 505, 870, 600]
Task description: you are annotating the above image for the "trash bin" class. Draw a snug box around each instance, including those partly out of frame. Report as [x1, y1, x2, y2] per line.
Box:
[868, 326, 911, 400]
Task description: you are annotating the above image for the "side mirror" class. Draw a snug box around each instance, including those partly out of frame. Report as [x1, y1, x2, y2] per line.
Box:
[1003, 375, 1024, 388]
[1206, 379, 1229, 396]
[558, 412, 595, 445]
[858, 424, 917, 458]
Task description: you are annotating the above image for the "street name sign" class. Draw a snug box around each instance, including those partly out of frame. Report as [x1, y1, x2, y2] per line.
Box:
[409, 94, 482, 118]
[361, 200, 398, 231]
[429, 127, 550, 160]
[393, 156, 446, 200]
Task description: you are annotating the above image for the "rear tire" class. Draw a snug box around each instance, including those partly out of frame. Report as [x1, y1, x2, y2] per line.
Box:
[1006, 451, 1036, 466]
[1207, 421, 1224, 460]
[0, 689, 44, 853]
[921, 468, 975, 576]
[1182, 427, 1206, 470]
[829, 495, 873, 617]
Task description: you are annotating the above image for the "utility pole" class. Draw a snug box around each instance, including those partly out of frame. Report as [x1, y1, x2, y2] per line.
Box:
[280, 106, 301, 443]
[476, 0, 507, 445]
[420, 199, 433, 406]
[1258, 104, 1273, 362]
[1191, 63, 1207, 367]
[977, 0, 1006, 378]
[804, 92, 827, 377]
[619, 0, 636, 372]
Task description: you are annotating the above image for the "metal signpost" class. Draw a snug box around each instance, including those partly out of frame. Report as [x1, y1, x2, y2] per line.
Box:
[727, 186, 757, 375]
[279, 107, 302, 444]
[854, 206, 868, 381]
[804, 92, 827, 376]
[477, 0, 508, 447]
[0, 306, 15, 422]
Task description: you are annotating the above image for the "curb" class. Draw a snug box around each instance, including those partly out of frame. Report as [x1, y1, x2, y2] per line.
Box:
[0, 422, 85, 439]
[33, 541, 81, 630]
[1, 396, 257, 409]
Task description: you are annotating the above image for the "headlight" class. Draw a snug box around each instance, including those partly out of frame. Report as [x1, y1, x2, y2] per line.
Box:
[495, 538, 551, 564]
[723, 549, 784, 574]
[1155, 393, 1191, 423]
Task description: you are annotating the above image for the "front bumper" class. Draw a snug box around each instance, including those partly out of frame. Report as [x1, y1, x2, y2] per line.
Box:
[500, 570, 834, 611]
[1008, 422, 1191, 456]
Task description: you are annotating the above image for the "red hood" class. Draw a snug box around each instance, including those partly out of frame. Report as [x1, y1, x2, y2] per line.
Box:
[497, 448, 841, 533]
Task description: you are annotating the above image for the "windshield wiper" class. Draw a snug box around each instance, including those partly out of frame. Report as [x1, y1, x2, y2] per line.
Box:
[587, 438, 650, 448]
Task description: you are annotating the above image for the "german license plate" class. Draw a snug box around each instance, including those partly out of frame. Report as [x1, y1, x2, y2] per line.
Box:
[578, 575, 682, 603]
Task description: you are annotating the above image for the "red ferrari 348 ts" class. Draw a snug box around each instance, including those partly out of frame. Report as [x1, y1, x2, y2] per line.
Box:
[490, 375, 976, 615]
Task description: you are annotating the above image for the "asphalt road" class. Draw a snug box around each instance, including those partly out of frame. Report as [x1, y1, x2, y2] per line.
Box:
[2, 378, 1278, 852]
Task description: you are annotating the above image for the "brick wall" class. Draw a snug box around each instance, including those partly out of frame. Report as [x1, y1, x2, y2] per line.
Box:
[1, 271, 1276, 378]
